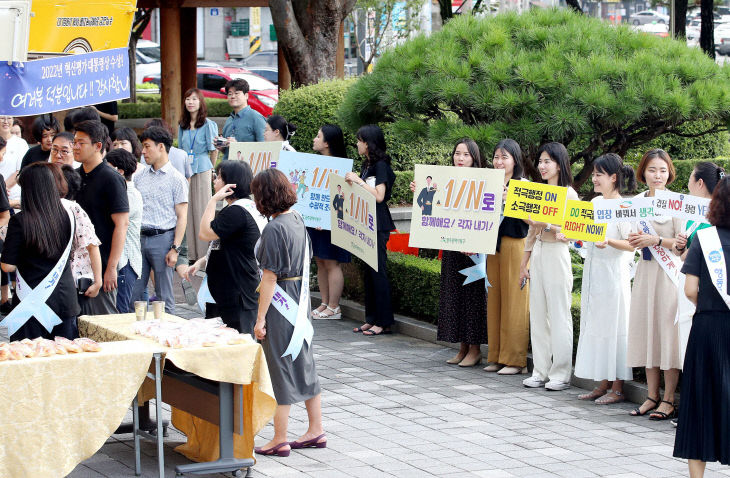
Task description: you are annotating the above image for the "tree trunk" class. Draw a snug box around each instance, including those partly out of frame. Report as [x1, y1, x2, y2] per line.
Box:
[700, 0, 715, 58]
[439, 0, 453, 23]
[128, 40, 137, 103]
[565, 0, 583, 14]
[674, 0, 688, 39]
[269, 0, 357, 86]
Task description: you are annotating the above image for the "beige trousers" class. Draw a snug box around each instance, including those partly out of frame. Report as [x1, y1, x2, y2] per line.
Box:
[186, 170, 212, 261]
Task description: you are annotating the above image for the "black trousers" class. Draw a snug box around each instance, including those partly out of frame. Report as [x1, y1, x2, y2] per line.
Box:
[205, 296, 256, 335]
[10, 316, 79, 341]
[364, 231, 394, 328]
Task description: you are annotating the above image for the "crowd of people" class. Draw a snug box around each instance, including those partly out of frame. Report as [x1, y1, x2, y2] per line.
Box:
[0, 78, 727, 475]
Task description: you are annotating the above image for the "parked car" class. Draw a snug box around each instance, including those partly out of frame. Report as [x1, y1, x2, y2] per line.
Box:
[135, 40, 161, 81]
[634, 22, 669, 38]
[240, 50, 278, 68]
[629, 10, 669, 25]
[246, 67, 278, 85]
[716, 24, 730, 54]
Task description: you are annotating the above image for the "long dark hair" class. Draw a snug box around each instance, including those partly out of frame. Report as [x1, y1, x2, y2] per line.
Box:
[319, 124, 346, 158]
[593, 153, 637, 194]
[452, 138, 483, 168]
[707, 177, 730, 228]
[536, 142, 572, 187]
[356, 124, 390, 166]
[17, 163, 69, 257]
[693, 161, 725, 195]
[493, 139, 523, 178]
[179, 88, 208, 130]
[267, 115, 297, 141]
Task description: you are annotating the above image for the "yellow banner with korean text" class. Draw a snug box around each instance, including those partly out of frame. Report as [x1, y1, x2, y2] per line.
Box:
[504, 180, 567, 225]
[561, 200, 608, 242]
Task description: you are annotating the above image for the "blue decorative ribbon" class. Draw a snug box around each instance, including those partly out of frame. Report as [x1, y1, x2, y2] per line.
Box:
[0, 207, 74, 336]
[459, 253, 490, 291]
[197, 276, 215, 314]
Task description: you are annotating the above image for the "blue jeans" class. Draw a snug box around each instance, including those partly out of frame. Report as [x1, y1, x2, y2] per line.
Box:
[116, 262, 138, 313]
[132, 230, 176, 313]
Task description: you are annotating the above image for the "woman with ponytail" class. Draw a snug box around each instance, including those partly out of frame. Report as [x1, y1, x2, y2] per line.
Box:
[574, 154, 637, 404]
[264, 115, 297, 151]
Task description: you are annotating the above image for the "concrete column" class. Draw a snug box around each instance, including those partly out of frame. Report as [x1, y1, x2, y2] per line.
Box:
[160, 7, 182, 133]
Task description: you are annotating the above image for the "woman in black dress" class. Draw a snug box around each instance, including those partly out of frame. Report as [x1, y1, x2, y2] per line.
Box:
[673, 176, 730, 477]
[1, 162, 79, 340]
[409, 138, 487, 366]
[347, 125, 395, 336]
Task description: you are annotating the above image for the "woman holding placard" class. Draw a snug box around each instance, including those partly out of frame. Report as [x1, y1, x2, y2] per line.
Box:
[673, 177, 730, 476]
[484, 139, 530, 374]
[348, 125, 395, 336]
[574, 154, 636, 404]
[519, 142, 579, 391]
[409, 138, 487, 366]
[264, 115, 297, 151]
[627, 149, 683, 420]
[310, 125, 351, 320]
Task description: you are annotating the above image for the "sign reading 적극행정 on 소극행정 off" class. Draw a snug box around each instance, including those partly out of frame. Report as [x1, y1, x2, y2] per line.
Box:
[275, 151, 354, 230]
[503, 179, 568, 225]
[561, 200, 608, 242]
[329, 173, 379, 271]
[591, 196, 656, 223]
[407, 165, 504, 254]
[653, 189, 710, 224]
[229, 141, 282, 176]
[0, 47, 130, 117]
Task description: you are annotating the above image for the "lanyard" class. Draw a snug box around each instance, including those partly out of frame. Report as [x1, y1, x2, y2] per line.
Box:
[187, 128, 200, 155]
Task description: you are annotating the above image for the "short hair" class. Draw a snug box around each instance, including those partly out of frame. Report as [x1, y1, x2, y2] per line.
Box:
[250, 168, 297, 217]
[143, 118, 174, 135]
[636, 149, 676, 185]
[224, 78, 249, 95]
[536, 142, 573, 187]
[216, 160, 253, 199]
[0, 136, 6, 151]
[74, 120, 108, 146]
[53, 131, 74, 144]
[106, 148, 138, 180]
[493, 138, 523, 178]
[451, 138, 483, 168]
[61, 165, 81, 200]
[266, 115, 297, 141]
[707, 177, 730, 228]
[12, 118, 23, 135]
[319, 124, 346, 158]
[111, 127, 143, 160]
[73, 106, 101, 124]
[140, 126, 173, 153]
[692, 161, 725, 195]
[32, 115, 61, 142]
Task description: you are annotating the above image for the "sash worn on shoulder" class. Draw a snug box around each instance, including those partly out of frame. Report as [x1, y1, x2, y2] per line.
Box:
[197, 198, 268, 313]
[637, 219, 681, 286]
[0, 206, 75, 336]
[697, 227, 730, 310]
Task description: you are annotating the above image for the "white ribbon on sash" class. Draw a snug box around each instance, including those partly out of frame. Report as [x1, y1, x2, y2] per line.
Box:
[637, 219, 681, 286]
[697, 227, 730, 310]
[0, 207, 75, 336]
[197, 198, 268, 313]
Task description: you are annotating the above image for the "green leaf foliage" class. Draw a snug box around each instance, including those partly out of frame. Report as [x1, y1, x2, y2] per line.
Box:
[339, 9, 730, 186]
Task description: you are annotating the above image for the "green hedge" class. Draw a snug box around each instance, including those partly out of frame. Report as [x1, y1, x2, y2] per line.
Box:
[118, 97, 231, 119]
[340, 251, 441, 323]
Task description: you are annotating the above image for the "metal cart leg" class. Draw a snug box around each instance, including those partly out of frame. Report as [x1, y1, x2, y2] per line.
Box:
[132, 396, 141, 476]
[154, 354, 164, 478]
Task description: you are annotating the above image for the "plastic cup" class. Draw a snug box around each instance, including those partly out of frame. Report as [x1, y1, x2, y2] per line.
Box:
[134, 301, 147, 321]
[152, 301, 165, 320]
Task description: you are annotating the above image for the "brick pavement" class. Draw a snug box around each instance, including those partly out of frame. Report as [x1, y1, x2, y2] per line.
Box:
[67, 303, 730, 478]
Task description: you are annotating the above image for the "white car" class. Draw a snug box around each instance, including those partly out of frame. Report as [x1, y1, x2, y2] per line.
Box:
[629, 10, 670, 25]
[135, 40, 161, 82]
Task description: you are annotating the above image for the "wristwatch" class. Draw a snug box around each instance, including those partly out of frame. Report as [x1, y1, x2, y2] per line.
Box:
[544, 224, 552, 232]
[170, 244, 181, 253]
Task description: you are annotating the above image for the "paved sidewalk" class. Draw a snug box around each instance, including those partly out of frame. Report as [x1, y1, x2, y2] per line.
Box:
[68, 306, 729, 478]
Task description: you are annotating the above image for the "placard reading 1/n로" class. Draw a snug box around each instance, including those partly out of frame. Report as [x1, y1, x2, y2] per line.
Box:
[561, 200, 607, 242]
[329, 174, 379, 271]
[228, 141, 282, 175]
[503, 180, 568, 225]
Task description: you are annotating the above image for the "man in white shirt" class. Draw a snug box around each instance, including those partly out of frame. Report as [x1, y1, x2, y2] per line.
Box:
[0, 116, 28, 209]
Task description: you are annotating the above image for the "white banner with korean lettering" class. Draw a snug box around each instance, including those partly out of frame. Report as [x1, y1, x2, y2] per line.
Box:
[593, 196, 656, 223]
[653, 189, 710, 224]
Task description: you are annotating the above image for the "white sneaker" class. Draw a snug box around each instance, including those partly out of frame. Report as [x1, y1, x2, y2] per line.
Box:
[545, 380, 570, 391]
[522, 376, 546, 388]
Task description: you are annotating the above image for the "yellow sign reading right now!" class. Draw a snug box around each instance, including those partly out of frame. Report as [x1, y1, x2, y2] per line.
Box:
[561, 200, 608, 242]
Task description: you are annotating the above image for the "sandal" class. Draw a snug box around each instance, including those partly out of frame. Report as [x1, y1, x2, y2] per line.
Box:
[353, 324, 371, 333]
[312, 303, 328, 318]
[630, 396, 659, 416]
[578, 387, 608, 401]
[314, 305, 341, 320]
[595, 390, 625, 405]
[649, 400, 677, 420]
[363, 328, 392, 336]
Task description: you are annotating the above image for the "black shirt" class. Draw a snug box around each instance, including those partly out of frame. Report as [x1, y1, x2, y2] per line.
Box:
[20, 145, 50, 171]
[496, 217, 529, 252]
[361, 160, 395, 232]
[207, 204, 262, 309]
[96, 101, 118, 134]
[77, 160, 129, 273]
[2, 212, 80, 318]
[0, 173, 10, 253]
[681, 227, 730, 314]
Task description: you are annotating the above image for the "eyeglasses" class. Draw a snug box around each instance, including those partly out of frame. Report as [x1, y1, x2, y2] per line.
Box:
[0, 117, 12, 124]
[51, 147, 72, 156]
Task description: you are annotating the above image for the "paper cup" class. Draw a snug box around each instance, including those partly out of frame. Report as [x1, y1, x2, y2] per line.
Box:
[152, 301, 165, 320]
[134, 301, 147, 321]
